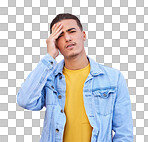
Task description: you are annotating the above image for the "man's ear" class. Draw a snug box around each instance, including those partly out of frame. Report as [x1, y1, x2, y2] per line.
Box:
[83, 31, 86, 41]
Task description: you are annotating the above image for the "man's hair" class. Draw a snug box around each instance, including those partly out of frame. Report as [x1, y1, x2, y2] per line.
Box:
[50, 13, 83, 34]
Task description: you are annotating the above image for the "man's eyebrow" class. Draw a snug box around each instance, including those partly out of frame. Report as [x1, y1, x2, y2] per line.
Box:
[66, 28, 76, 31]
[60, 28, 76, 34]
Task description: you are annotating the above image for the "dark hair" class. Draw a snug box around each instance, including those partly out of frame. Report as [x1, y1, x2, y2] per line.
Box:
[50, 13, 83, 34]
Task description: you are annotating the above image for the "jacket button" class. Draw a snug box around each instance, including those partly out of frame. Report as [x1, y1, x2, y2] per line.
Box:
[51, 85, 54, 89]
[59, 76, 62, 79]
[58, 95, 62, 99]
[50, 61, 53, 65]
[61, 109, 64, 113]
[103, 93, 107, 97]
[56, 128, 59, 132]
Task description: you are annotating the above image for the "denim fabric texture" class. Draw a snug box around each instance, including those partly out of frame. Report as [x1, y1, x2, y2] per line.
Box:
[17, 53, 133, 142]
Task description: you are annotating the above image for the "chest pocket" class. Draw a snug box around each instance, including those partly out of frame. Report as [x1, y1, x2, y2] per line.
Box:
[45, 85, 58, 106]
[92, 87, 116, 116]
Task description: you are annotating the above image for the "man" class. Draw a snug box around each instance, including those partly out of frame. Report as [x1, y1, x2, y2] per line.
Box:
[17, 13, 133, 142]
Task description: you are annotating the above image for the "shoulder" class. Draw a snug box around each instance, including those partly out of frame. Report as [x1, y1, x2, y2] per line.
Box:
[97, 63, 124, 82]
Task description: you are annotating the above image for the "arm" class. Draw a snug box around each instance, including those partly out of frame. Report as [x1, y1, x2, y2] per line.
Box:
[17, 53, 57, 111]
[17, 22, 64, 111]
[112, 72, 134, 142]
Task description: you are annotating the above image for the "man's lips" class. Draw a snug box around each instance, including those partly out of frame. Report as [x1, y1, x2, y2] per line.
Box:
[66, 45, 75, 49]
[66, 43, 76, 48]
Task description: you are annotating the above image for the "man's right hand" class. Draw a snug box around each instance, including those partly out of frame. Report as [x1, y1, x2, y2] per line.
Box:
[46, 23, 63, 59]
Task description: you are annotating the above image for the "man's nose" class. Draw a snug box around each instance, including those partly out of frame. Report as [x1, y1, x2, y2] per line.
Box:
[64, 33, 72, 42]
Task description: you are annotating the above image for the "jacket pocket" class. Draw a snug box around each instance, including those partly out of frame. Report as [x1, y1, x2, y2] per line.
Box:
[92, 87, 116, 116]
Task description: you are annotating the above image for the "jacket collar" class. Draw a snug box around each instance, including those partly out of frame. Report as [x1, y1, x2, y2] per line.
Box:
[53, 55, 104, 76]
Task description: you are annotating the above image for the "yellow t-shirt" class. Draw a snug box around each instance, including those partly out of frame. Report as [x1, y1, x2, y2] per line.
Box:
[62, 62, 93, 142]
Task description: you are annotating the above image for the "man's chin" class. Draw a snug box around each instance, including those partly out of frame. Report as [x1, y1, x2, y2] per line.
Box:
[64, 52, 79, 59]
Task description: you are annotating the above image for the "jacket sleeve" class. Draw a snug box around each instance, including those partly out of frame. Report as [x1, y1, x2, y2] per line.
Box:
[112, 71, 134, 142]
[17, 53, 57, 111]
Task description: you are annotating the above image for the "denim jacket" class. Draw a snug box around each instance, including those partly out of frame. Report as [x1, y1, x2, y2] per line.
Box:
[17, 53, 133, 142]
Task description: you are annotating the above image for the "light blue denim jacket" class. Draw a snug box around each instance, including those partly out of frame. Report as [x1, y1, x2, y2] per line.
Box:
[17, 53, 133, 142]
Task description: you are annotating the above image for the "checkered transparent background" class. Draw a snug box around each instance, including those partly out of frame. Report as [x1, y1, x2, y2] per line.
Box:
[0, 0, 148, 141]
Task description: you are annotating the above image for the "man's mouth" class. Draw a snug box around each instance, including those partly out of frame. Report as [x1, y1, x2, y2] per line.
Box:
[66, 43, 76, 48]
[66, 43, 76, 49]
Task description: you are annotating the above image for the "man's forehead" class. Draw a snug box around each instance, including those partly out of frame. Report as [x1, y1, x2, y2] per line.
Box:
[58, 19, 77, 27]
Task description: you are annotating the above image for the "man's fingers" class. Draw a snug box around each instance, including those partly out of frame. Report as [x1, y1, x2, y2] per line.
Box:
[49, 23, 63, 39]
[52, 23, 62, 33]
[51, 24, 57, 32]
[52, 24, 63, 38]
[54, 29, 63, 39]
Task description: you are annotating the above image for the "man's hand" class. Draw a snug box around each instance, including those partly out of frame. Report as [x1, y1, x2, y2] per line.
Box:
[46, 23, 63, 59]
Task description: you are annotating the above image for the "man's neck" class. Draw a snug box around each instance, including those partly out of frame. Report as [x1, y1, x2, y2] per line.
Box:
[64, 52, 89, 70]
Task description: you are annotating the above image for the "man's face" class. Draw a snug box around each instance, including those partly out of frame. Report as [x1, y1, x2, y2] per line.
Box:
[54, 19, 86, 59]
